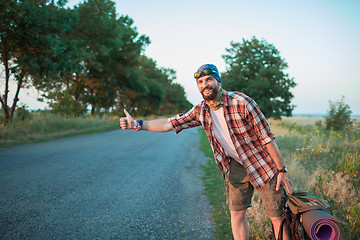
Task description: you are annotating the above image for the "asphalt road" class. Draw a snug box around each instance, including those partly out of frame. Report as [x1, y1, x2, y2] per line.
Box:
[0, 127, 214, 239]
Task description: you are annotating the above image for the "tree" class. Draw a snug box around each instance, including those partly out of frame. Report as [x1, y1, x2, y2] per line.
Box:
[0, 0, 72, 123]
[222, 37, 296, 119]
[125, 56, 168, 115]
[325, 96, 353, 131]
[38, 0, 150, 116]
[136, 56, 192, 115]
[118, 56, 192, 116]
[163, 82, 192, 114]
[31, 3, 89, 117]
[1, 0, 190, 119]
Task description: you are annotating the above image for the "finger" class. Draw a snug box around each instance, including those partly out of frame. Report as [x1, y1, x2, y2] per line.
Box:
[124, 109, 132, 120]
[120, 117, 129, 129]
[287, 179, 293, 194]
[286, 182, 293, 195]
[124, 109, 134, 127]
[276, 174, 282, 191]
[283, 178, 293, 194]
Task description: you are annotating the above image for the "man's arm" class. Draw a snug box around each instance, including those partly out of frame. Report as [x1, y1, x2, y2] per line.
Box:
[120, 109, 173, 132]
[265, 140, 293, 194]
[142, 119, 173, 132]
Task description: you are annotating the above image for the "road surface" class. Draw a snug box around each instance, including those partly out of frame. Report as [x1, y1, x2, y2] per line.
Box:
[0, 128, 214, 239]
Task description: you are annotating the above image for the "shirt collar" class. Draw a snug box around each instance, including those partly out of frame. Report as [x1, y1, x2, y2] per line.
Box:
[221, 89, 229, 106]
[203, 89, 229, 111]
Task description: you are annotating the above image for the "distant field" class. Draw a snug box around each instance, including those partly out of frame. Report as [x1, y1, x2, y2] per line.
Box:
[281, 116, 360, 126]
[282, 116, 324, 126]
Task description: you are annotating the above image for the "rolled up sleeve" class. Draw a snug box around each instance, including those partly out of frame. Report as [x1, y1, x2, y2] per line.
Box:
[246, 101, 275, 145]
[168, 107, 201, 134]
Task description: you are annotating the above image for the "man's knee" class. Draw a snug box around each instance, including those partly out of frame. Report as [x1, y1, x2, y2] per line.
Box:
[231, 210, 247, 222]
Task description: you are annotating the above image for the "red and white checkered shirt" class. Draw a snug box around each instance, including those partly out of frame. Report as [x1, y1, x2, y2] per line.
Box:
[168, 90, 277, 189]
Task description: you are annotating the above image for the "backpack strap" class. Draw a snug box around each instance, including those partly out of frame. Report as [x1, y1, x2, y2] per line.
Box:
[288, 192, 330, 215]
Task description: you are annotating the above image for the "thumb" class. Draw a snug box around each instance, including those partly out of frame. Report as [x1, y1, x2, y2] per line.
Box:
[124, 109, 133, 125]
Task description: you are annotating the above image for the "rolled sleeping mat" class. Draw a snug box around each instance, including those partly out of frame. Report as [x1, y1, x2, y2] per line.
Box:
[301, 209, 346, 240]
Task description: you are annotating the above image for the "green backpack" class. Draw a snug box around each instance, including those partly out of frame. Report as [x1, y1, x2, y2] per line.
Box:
[277, 191, 334, 240]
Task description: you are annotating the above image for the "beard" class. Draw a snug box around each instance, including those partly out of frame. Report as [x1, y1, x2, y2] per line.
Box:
[201, 85, 219, 101]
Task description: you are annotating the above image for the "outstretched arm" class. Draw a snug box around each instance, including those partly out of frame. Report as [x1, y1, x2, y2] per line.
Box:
[120, 109, 173, 133]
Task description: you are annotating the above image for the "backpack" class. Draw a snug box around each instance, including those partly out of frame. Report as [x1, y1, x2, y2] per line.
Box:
[276, 191, 332, 240]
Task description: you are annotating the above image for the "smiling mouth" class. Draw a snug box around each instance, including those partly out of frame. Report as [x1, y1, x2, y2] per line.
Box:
[203, 88, 212, 94]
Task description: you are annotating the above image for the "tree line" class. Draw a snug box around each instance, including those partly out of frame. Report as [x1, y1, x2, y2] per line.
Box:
[1, 0, 299, 124]
[0, 0, 192, 124]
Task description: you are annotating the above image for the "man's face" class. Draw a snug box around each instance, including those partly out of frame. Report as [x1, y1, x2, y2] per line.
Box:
[196, 75, 221, 101]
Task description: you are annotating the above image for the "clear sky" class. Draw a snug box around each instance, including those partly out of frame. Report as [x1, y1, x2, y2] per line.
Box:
[12, 0, 360, 115]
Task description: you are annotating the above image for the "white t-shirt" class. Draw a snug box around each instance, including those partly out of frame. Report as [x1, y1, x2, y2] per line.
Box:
[210, 107, 242, 163]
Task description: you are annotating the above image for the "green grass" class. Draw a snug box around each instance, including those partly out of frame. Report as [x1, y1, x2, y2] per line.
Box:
[0, 112, 119, 147]
[271, 119, 360, 239]
[199, 130, 233, 240]
[199, 117, 360, 240]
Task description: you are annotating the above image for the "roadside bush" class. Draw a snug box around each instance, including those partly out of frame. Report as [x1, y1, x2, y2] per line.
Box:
[0, 108, 3, 125]
[325, 96, 353, 131]
[14, 104, 32, 121]
[48, 91, 87, 117]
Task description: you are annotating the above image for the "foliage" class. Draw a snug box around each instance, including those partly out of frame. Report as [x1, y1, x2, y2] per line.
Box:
[325, 96, 353, 131]
[0, 0, 71, 123]
[14, 104, 32, 121]
[48, 90, 88, 116]
[200, 118, 360, 239]
[1, 0, 192, 122]
[221, 37, 296, 119]
[0, 110, 118, 147]
[33, 0, 151, 116]
[199, 129, 233, 240]
[272, 120, 360, 239]
[117, 55, 192, 116]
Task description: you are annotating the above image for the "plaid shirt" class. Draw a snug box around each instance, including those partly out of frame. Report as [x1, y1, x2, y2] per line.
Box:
[168, 90, 277, 189]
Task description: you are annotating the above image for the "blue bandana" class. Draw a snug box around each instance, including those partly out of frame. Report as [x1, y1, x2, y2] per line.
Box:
[195, 64, 221, 83]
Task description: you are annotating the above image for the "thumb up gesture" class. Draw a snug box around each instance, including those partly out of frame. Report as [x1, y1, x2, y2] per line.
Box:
[120, 109, 134, 129]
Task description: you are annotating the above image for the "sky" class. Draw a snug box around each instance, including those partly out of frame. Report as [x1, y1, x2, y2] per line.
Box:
[8, 0, 360, 115]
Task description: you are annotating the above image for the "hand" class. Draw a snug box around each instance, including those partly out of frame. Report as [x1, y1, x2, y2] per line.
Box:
[120, 109, 134, 129]
[276, 172, 293, 195]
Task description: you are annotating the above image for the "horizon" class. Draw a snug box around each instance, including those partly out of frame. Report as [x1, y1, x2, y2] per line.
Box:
[3, 0, 360, 115]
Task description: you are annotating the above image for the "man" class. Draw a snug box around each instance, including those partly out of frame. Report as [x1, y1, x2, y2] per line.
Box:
[120, 64, 293, 240]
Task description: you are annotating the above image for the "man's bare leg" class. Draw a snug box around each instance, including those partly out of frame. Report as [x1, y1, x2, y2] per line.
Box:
[270, 216, 290, 240]
[230, 210, 249, 240]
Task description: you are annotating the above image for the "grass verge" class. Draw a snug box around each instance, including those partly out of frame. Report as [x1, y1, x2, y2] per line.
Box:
[199, 128, 232, 240]
[199, 118, 360, 240]
[0, 113, 119, 147]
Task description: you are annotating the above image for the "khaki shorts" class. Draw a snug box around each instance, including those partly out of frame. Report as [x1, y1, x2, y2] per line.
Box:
[226, 159, 287, 217]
